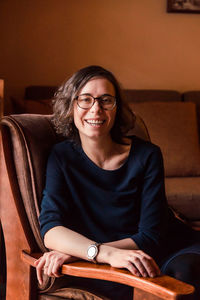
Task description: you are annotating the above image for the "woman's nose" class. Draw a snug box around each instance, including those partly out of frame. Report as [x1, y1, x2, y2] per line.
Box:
[90, 100, 102, 112]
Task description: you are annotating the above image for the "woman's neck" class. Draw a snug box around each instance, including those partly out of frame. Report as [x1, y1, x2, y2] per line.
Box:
[81, 135, 113, 162]
[80, 135, 131, 170]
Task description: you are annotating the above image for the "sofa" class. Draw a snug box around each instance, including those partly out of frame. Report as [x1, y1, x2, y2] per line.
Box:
[10, 86, 200, 230]
[125, 90, 200, 230]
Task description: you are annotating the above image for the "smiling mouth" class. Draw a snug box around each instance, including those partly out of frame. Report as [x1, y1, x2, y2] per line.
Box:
[85, 120, 105, 126]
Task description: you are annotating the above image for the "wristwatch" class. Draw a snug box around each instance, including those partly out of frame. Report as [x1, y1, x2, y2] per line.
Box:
[87, 242, 102, 263]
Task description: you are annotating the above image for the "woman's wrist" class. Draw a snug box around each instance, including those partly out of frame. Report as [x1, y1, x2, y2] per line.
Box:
[96, 244, 114, 264]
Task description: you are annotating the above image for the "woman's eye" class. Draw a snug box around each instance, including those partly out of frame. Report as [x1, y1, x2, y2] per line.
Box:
[102, 98, 112, 104]
[81, 97, 91, 102]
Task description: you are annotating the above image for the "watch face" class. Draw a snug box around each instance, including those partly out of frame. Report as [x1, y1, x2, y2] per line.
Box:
[87, 245, 97, 259]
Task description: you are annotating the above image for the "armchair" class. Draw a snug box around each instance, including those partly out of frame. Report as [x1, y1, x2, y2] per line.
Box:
[0, 113, 194, 300]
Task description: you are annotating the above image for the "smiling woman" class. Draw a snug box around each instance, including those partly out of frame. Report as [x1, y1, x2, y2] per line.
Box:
[73, 77, 117, 142]
[52, 65, 135, 145]
[36, 66, 200, 300]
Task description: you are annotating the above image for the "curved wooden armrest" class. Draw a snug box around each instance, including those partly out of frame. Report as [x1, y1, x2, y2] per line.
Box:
[21, 250, 194, 300]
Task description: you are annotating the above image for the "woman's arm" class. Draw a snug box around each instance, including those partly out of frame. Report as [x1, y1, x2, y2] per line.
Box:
[36, 223, 160, 284]
[130, 145, 168, 258]
[45, 226, 139, 255]
[44, 225, 109, 261]
[44, 227, 138, 265]
[43, 225, 159, 276]
[35, 239, 159, 285]
[37, 222, 160, 283]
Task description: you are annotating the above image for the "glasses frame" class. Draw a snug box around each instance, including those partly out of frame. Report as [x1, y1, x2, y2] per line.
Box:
[75, 94, 116, 111]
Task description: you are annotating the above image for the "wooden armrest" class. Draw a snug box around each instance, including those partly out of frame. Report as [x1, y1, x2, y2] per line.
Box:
[21, 250, 194, 300]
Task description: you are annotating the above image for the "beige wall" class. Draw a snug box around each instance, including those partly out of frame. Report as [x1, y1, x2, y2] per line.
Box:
[0, 0, 200, 107]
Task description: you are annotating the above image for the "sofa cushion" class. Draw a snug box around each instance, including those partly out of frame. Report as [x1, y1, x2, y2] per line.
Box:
[123, 89, 181, 103]
[25, 85, 57, 100]
[183, 91, 200, 104]
[183, 91, 200, 133]
[165, 177, 200, 223]
[24, 99, 53, 114]
[127, 114, 150, 141]
[130, 102, 200, 177]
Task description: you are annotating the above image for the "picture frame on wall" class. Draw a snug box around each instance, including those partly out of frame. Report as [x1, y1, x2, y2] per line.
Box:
[167, 0, 200, 13]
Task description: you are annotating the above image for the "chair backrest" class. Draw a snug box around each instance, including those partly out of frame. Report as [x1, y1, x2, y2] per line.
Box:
[0, 79, 4, 118]
[1, 114, 149, 252]
[1, 114, 59, 252]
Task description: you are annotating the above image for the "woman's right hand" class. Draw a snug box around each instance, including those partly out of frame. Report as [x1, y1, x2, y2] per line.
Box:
[98, 247, 160, 278]
[34, 250, 79, 285]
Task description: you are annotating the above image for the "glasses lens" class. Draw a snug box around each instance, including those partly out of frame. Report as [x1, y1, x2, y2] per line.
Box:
[100, 96, 116, 110]
[77, 95, 93, 109]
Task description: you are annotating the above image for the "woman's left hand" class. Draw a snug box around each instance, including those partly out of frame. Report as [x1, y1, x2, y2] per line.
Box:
[34, 250, 79, 285]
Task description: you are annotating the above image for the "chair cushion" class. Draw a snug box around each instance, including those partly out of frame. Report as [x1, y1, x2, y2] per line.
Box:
[165, 177, 200, 223]
[129, 102, 200, 177]
[40, 287, 109, 300]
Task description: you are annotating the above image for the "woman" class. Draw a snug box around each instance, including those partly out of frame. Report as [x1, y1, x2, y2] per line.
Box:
[36, 65, 200, 300]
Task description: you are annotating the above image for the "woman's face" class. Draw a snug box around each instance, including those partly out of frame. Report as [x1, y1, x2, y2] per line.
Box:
[73, 77, 117, 142]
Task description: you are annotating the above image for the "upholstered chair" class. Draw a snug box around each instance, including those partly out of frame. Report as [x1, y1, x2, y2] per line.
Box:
[0, 114, 194, 300]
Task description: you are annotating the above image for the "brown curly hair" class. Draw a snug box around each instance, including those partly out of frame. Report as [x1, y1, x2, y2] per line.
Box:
[52, 65, 135, 144]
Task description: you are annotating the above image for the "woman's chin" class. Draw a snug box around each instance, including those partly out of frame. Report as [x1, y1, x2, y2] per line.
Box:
[80, 130, 111, 141]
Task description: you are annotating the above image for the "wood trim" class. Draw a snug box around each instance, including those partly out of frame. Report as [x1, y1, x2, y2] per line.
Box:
[0, 140, 32, 300]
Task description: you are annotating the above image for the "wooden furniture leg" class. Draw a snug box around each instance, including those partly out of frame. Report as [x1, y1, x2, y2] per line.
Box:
[0, 221, 6, 300]
[0, 140, 33, 300]
[134, 289, 162, 300]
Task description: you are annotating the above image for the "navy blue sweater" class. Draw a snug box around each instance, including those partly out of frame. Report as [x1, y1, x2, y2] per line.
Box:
[39, 136, 176, 259]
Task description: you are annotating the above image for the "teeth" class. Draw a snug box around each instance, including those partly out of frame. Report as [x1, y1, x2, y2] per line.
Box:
[86, 120, 104, 125]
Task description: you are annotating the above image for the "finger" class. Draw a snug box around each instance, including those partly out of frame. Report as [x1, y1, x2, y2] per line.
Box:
[46, 256, 61, 277]
[135, 251, 160, 277]
[146, 256, 160, 276]
[51, 259, 63, 277]
[46, 258, 55, 277]
[34, 258, 41, 266]
[43, 255, 51, 271]
[140, 256, 159, 277]
[54, 255, 68, 276]
[149, 258, 160, 275]
[131, 257, 148, 277]
[36, 258, 46, 285]
[126, 261, 141, 277]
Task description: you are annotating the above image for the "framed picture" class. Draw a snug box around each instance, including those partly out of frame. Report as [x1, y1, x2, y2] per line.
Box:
[167, 0, 200, 13]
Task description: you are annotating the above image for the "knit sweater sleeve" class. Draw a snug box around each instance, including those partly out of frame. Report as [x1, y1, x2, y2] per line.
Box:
[131, 146, 168, 257]
[39, 147, 71, 239]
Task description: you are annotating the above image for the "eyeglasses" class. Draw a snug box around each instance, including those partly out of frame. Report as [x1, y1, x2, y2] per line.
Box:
[75, 94, 116, 110]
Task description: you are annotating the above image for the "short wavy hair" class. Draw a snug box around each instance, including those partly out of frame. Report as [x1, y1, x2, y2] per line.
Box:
[52, 65, 135, 144]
